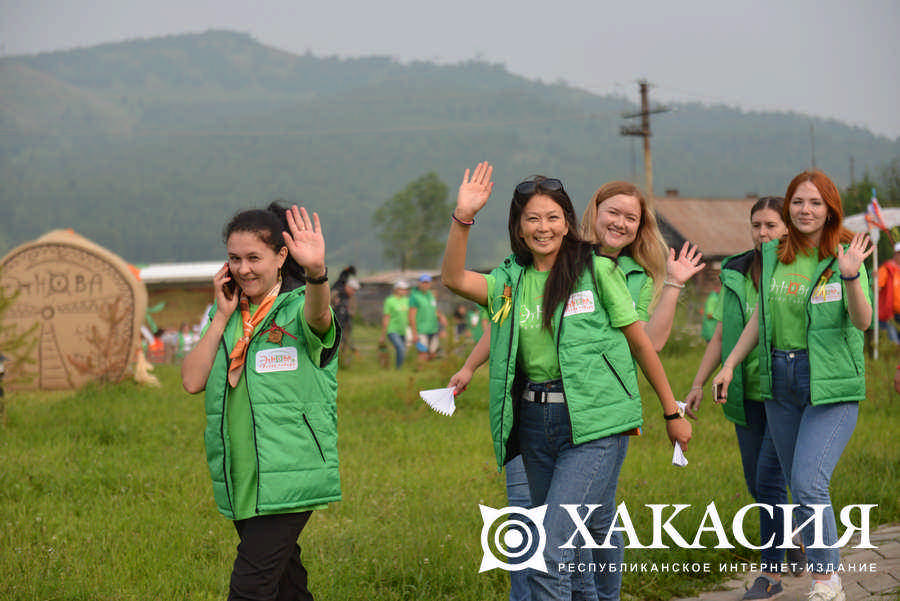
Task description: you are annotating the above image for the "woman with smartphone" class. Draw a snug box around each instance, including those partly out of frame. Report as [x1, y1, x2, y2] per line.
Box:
[684, 197, 800, 600]
[182, 202, 340, 601]
[712, 171, 872, 601]
[442, 162, 691, 601]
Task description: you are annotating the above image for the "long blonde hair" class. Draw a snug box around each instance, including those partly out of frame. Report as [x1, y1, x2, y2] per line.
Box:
[581, 181, 668, 299]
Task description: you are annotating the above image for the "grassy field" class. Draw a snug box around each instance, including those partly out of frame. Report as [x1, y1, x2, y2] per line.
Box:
[1, 323, 898, 601]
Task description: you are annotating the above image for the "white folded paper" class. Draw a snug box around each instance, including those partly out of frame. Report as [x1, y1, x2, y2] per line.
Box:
[672, 442, 688, 467]
[671, 401, 688, 467]
[420, 387, 456, 416]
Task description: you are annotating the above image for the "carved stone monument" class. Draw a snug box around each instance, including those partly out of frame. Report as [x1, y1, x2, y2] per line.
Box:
[0, 230, 147, 390]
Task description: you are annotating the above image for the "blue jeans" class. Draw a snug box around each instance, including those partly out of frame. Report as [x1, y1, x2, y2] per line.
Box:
[386, 333, 405, 368]
[734, 400, 789, 568]
[506, 455, 533, 601]
[878, 315, 900, 344]
[518, 398, 628, 601]
[767, 349, 858, 571]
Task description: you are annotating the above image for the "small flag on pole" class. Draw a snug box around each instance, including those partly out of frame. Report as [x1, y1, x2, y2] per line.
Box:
[865, 189, 889, 233]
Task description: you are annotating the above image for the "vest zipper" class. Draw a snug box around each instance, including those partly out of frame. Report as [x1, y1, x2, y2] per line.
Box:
[805, 258, 836, 398]
[244, 338, 263, 515]
[303, 414, 327, 462]
[554, 304, 577, 443]
[244, 304, 284, 515]
[499, 270, 524, 465]
[218, 338, 234, 513]
[725, 273, 747, 401]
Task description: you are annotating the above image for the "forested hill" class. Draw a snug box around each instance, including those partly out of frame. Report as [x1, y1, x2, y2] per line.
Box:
[2, 30, 898, 270]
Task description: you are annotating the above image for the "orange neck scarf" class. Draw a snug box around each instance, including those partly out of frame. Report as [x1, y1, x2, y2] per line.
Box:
[227, 280, 281, 387]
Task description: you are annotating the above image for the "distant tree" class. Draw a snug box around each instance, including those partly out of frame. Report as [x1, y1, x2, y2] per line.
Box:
[372, 172, 452, 271]
[843, 172, 878, 217]
[880, 157, 900, 204]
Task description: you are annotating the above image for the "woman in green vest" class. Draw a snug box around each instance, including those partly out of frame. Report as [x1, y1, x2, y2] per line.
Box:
[684, 197, 799, 600]
[580, 180, 705, 350]
[712, 171, 873, 601]
[452, 180, 703, 601]
[182, 203, 340, 601]
[442, 161, 691, 601]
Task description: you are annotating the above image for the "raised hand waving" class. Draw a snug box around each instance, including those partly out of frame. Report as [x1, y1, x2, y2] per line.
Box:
[455, 162, 494, 222]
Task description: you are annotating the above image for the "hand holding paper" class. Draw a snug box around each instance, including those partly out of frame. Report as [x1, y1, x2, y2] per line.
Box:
[672, 442, 688, 467]
[671, 401, 689, 467]
[420, 387, 456, 416]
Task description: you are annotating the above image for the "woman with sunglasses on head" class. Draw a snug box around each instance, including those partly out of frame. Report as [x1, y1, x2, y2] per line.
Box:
[712, 171, 872, 601]
[580, 181, 704, 351]
[182, 203, 340, 601]
[449, 179, 702, 601]
[442, 162, 691, 601]
[685, 197, 799, 600]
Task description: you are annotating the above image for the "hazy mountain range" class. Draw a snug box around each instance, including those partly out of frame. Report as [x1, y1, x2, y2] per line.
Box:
[2, 30, 898, 270]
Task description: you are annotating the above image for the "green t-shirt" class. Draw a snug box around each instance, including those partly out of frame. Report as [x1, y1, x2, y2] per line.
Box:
[715, 273, 761, 401]
[409, 289, 440, 335]
[483, 261, 638, 383]
[768, 250, 819, 350]
[634, 276, 654, 322]
[469, 307, 488, 342]
[515, 267, 558, 382]
[225, 303, 336, 520]
[383, 294, 409, 336]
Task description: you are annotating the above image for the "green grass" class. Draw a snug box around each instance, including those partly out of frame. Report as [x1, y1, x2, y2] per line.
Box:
[1, 323, 898, 600]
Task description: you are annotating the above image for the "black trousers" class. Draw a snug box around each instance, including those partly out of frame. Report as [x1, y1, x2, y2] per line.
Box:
[228, 511, 314, 601]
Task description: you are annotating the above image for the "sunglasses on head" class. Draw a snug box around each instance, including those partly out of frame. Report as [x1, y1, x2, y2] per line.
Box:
[515, 178, 564, 196]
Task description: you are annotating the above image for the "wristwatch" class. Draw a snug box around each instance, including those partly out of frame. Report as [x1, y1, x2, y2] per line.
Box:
[664, 408, 684, 420]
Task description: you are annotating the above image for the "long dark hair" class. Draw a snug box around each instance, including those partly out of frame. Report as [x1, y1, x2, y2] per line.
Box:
[507, 176, 594, 330]
[223, 201, 306, 288]
[749, 196, 785, 290]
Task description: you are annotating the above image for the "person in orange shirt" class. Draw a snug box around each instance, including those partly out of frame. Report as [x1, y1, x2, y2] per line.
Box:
[877, 242, 900, 344]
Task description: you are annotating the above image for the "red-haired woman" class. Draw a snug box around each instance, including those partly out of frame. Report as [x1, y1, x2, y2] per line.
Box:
[713, 170, 872, 601]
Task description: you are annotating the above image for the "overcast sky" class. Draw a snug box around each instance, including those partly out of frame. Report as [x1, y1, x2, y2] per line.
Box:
[2, 0, 898, 139]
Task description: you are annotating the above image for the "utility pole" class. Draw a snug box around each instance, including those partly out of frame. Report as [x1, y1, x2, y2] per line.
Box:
[809, 120, 817, 169]
[620, 79, 669, 198]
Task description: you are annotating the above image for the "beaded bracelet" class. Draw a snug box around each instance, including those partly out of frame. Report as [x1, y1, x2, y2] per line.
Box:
[451, 212, 475, 226]
[839, 272, 860, 281]
[306, 267, 328, 285]
[663, 280, 685, 289]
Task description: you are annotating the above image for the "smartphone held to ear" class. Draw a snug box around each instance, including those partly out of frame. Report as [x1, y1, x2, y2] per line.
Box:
[223, 268, 237, 298]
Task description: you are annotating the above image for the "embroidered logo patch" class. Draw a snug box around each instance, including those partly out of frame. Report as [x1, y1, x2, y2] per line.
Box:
[810, 282, 842, 304]
[255, 347, 299, 373]
[563, 290, 595, 317]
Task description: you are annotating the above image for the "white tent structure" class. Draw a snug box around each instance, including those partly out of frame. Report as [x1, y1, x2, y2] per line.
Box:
[138, 262, 222, 285]
[843, 208, 900, 235]
[844, 208, 900, 359]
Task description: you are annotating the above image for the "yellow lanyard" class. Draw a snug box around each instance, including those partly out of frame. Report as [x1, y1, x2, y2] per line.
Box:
[490, 284, 513, 325]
